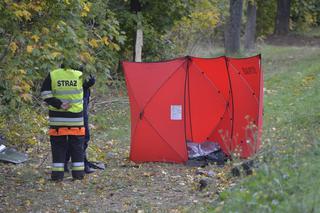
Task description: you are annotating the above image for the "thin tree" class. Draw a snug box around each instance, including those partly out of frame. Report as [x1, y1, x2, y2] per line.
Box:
[244, 0, 257, 51]
[274, 0, 291, 35]
[131, 0, 143, 62]
[225, 0, 243, 55]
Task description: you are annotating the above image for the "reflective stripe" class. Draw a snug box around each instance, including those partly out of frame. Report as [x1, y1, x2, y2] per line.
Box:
[52, 167, 64, 172]
[49, 117, 84, 122]
[72, 162, 85, 171]
[72, 162, 84, 167]
[49, 121, 84, 126]
[59, 99, 83, 103]
[52, 163, 64, 172]
[42, 94, 53, 99]
[41, 91, 53, 96]
[72, 166, 84, 171]
[52, 163, 64, 167]
[41, 91, 53, 99]
[54, 89, 83, 95]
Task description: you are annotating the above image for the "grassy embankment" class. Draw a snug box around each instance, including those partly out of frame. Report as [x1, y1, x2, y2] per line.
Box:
[90, 43, 320, 212]
[211, 45, 320, 212]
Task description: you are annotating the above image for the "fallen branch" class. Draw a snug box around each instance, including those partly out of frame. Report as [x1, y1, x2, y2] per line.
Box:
[94, 98, 129, 106]
[37, 152, 49, 168]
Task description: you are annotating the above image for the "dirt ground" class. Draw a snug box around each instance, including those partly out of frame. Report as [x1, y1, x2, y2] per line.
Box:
[0, 99, 235, 213]
[0, 147, 234, 213]
[0, 156, 233, 212]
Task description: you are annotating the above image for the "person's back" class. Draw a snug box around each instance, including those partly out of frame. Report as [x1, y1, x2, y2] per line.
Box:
[41, 67, 86, 181]
[82, 74, 95, 172]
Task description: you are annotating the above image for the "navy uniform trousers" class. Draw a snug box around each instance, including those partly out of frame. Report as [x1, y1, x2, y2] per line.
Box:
[51, 135, 84, 180]
[65, 88, 91, 168]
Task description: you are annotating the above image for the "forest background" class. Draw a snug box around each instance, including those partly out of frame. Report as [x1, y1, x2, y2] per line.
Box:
[0, 0, 319, 137]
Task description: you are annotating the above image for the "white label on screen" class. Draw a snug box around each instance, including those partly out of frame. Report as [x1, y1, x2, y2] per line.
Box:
[170, 105, 182, 120]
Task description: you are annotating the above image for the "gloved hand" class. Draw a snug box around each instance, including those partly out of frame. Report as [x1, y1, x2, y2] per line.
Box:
[86, 74, 95, 87]
[61, 102, 71, 110]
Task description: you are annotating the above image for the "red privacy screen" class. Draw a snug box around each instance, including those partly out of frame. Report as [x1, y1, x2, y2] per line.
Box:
[123, 55, 263, 163]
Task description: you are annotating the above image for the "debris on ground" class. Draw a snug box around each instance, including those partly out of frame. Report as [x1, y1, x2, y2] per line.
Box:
[0, 144, 28, 164]
[231, 160, 254, 177]
[187, 141, 227, 166]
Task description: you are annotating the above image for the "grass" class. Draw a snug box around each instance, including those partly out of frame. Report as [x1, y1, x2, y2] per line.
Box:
[210, 44, 320, 212]
[87, 100, 130, 161]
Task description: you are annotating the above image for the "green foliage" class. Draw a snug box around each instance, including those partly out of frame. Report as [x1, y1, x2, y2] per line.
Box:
[256, 0, 277, 36]
[139, 0, 195, 34]
[256, 0, 320, 36]
[0, 0, 124, 107]
[92, 101, 130, 142]
[87, 101, 130, 162]
[108, 0, 194, 61]
[0, 0, 124, 147]
[0, 105, 47, 150]
[291, 0, 320, 32]
[167, 0, 224, 55]
[0, 0, 193, 147]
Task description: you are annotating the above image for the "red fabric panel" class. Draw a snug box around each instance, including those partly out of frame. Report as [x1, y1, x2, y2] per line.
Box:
[229, 56, 261, 96]
[227, 55, 262, 158]
[187, 62, 225, 142]
[207, 109, 233, 155]
[123, 59, 186, 109]
[192, 57, 230, 98]
[124, 55, 263, 162]
[144, 65, 187, 162]
[130, 119, 185, 163]
[123, 59, 187, 163]
[257, 64, 264, 152]
[185, 70, 192, 141]
[187, 57, 230, 143]
[126, 82, 140, 145]
[190, 57, 233, 154]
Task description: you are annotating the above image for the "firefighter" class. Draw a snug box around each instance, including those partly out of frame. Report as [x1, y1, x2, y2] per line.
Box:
[65, 72, 96, 173]
[41, 64, 85, 181]
[82, 74, 96, 172]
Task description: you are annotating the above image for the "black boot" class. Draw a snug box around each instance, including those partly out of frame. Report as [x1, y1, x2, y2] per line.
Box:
[73, 175, 84, 180]
[51, 172, 64, 182]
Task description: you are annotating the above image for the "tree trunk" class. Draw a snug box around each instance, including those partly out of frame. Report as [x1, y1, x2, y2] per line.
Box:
[274, 0, 291, 35]
[131, 0, 143, 62]
[244, 1, 257, 51]
[135, 25, 143, 62]
[225, 0, 243, 55]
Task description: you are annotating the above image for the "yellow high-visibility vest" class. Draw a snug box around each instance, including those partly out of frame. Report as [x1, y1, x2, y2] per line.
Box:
[49, 68, 83, 126]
